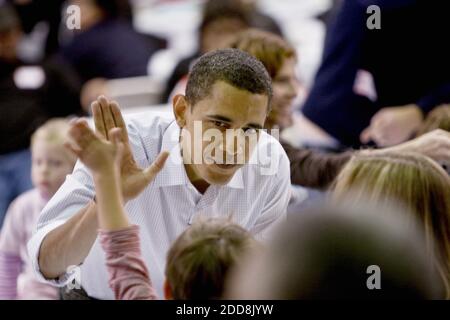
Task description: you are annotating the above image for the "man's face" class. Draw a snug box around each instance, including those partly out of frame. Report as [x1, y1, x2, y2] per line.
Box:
[175, 81, 268, 186]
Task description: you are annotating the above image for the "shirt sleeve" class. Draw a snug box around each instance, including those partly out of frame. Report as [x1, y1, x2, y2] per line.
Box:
[0, 197, 25, 255]
[98, 225, 158, 300]
[0, 252, 22, 300]
[27, 160, 96, 286]
[250, 148, 291, 242]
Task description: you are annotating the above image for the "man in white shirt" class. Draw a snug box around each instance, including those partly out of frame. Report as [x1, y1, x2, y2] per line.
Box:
[28, 49, 291, 299]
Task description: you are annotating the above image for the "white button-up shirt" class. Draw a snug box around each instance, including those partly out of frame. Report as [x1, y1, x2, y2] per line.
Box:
[28, 112, 291, 299]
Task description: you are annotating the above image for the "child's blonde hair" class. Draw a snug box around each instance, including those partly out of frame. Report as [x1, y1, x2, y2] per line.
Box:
[165, 217, 256, 299]
[332, 152, 450, 298]
[31, 118, 76, 162]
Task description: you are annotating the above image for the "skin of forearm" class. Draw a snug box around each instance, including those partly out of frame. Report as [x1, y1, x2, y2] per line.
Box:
[93, 166, 131, 232]
[38, 201, 99, 279]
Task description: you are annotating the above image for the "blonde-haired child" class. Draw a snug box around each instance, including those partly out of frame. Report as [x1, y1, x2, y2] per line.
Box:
[0, 119, 76, 299]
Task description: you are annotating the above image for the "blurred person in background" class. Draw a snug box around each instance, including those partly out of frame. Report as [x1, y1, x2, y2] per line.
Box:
[7, 0, 67, 60]
[60, 0, 166, 112]
[161, 0, 251, 103]
[162, 0, 284, 103]
[0, 119, 76, 300]
[232, 0, 283, 37]
[299, 0, 450, 148]
[60, 0, 162, 83]
[227, 204, 444, 299]
[0, 3, 82, 226]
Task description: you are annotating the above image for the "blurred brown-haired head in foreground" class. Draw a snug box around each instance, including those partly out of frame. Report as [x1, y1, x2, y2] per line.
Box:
[227, 204, 443, 299]
[165, 217, 257, 300]
[332, 152, 450, 298]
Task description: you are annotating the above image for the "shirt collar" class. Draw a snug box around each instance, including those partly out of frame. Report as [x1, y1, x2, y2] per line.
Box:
[225, 168, 244, 189]
[152, 120, 244, 190]
[152, 121, 189, 187]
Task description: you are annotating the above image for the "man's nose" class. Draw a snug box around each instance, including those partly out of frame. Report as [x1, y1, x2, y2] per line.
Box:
[222, 131, 245, 155]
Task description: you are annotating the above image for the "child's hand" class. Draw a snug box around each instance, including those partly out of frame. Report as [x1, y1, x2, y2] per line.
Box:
[65, 96, 169, 202]
[65, 119, 122, 174]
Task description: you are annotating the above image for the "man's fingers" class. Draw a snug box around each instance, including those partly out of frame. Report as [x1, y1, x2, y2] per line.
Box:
[98, 96, 116, 138]
[144, 151, 170, 183]
[110, 101, 129, 142]
[92, 101, 107, 138]
[109, 128, 122, 146]
[98, 95, 109, 110]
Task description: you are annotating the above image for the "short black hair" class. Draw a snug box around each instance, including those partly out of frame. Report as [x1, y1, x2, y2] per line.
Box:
[185, 48, 272, 109]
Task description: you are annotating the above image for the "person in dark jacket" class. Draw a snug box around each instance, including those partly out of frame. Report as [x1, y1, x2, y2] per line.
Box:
[60, 0, 161, 83]
[302, 0, 450, 148]
[0, 3, 83, 226]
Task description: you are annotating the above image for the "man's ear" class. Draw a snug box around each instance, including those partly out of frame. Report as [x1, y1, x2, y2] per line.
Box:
[173, 94, 189, 128]
[163, 279, 173, 300]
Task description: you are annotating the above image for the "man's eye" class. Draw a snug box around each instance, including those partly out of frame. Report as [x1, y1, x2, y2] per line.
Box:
[244, 127, 257, 134]
[214, 121, 228, 128]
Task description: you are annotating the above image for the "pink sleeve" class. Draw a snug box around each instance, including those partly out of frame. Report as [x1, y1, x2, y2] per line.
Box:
[0, 198, 25, 255]
[0, 199, 25, 299]
[98, 225, 159, 300]
[0, 252, 22, 299]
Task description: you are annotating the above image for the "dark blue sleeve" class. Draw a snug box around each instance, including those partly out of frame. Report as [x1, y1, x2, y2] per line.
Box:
[301, 0, 369, 145]
[416, 83, 450, 114]
[301, 0, 418, 146]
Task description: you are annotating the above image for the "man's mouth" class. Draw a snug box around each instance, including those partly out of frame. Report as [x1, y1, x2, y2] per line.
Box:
[214, 163, 239, 170]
